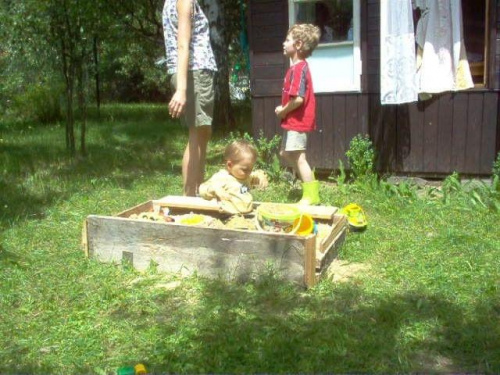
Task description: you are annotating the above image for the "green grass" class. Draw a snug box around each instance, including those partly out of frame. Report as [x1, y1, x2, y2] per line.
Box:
[1, 104, 499, 374]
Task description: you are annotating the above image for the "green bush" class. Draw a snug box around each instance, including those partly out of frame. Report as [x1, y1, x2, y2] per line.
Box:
[493, 152, 500, 179]
[11, 83, 63, 124]
[346, 134, 376, 181]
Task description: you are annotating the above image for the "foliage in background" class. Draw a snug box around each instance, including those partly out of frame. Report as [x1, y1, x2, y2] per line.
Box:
[0, 1, 61, 121]
[0, 0, 248, 148]
[345, 134, 376, 181]
[10, 83, 64, 124]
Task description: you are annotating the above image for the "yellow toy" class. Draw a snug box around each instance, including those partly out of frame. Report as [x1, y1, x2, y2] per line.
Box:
[340, 203, 367, 231]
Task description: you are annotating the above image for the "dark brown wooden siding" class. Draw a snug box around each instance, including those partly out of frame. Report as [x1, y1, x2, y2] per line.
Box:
[248, 0, 288, 97]
[248, 0, 500, 176]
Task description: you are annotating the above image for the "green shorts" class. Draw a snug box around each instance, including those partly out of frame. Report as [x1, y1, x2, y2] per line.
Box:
[282, 130, 308, 151]
[170, 70, 214, 128]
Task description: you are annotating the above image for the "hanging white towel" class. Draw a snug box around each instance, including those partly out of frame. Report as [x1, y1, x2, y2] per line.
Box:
[415, 0, 473, 94]
[380, 0, 418, 105]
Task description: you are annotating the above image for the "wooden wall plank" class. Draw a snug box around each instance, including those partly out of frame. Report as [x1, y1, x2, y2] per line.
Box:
[345, 95, 360, 144]
[308, 117, 323, 169]
[370, 96, 397, 172]
[436, 94, 454, 173]
[403, 102, 424, 172]
[357, 94, 370, 135]
[333, 96, 347, 167]
[465, 94, 484, 173]
[251, 79, 283, 96]
[252, 12, 284, 27]
[451, 94, 469, 172]
[319, 95, 335, 168]
[252, 66, 285, 80]
[481, 93, 499, 173]
[252, 98, 265, 137]
[423, 97, 439, 173]
[263, 97, 281, 139]
[251, 51, 285, 66]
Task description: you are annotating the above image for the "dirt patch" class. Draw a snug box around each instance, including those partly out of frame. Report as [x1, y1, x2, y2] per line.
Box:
[325, 259, 370, 283]
[412, 352, 460, 373]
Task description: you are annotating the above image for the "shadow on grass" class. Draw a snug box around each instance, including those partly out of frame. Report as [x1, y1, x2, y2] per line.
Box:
[136, 277, 499, 373]
[3, 272, 498, 374]
[0, 242, 25, 268]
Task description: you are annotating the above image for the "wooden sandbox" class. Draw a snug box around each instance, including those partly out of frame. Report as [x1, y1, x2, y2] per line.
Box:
[82, 196, 347, 287]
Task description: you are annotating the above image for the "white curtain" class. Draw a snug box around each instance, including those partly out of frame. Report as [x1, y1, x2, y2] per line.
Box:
[414, 0, 474, 95]
[380, 0, 418, 105]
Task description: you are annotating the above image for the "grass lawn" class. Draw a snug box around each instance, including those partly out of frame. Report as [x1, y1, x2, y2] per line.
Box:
[1, 104, 499, 374]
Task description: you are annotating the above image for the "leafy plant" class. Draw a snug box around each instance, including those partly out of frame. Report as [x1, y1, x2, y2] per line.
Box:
[346, 134, 376, 181]
[441, 172, 500, 212]
[442, 172, 462, 203]
[379, 179, 418, 200]
[493, 152, 500, 179]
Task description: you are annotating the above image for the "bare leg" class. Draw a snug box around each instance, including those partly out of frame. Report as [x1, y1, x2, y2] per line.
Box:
[281, 150, 313, 182]
[280, 149, 298, 178]
[182, 125, 212, 196]
[296, 151, 314, 182]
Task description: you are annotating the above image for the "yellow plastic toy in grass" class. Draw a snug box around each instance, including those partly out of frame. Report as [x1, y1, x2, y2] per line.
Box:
[340, 203, 367, 231]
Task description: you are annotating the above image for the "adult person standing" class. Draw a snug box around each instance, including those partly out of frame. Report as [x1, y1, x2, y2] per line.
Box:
[163, 0, 217, 196]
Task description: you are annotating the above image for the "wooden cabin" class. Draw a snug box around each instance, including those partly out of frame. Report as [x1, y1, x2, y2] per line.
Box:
[247, 0, 500, 176]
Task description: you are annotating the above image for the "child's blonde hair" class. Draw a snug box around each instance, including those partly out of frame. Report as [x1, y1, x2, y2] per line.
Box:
[287, 24, 321, 58]
[224, 140, 257, 163]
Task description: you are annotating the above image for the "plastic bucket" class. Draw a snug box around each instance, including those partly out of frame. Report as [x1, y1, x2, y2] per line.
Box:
[293, 213, 314, 236]
[256, 203, 301, 233]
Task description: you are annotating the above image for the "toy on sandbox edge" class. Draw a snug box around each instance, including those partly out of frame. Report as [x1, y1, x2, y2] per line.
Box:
[340, 203, 368, 231]
[255, 203, 316, 236]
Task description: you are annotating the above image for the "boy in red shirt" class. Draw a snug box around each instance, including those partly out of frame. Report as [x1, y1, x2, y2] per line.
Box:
[275, 24, 321, 205]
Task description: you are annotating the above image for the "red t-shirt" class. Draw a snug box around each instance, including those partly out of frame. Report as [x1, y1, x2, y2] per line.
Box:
[280, 60, 316, 132]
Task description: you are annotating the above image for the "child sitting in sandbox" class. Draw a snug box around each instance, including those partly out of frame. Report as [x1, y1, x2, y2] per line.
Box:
[199, 140, 268, 214]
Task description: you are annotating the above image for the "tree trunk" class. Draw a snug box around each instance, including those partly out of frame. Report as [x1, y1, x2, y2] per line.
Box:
[93, 35, 101, 115]
[65, 78, 76, 156]
[77, 53, 87, 156]
[61, 37, 76, 156]
[201, 0, 235, 133]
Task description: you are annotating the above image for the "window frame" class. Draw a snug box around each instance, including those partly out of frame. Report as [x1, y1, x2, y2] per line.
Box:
[288, 0, 362, 93]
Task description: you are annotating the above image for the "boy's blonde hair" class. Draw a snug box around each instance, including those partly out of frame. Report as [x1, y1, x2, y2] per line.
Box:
[287, 24, 321, 58]
[224, 140, 257, 163]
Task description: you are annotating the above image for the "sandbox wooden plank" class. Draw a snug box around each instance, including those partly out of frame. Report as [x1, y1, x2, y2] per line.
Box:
[316, 221, 347, 271]
[116, 201, 153, 217]
[319, 214, 347, 253]
[155, 196, 338, 220]
[86, 215, 311, 286]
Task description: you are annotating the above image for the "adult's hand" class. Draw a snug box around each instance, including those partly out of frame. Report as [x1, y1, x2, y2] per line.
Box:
[169, 89, 187, 118]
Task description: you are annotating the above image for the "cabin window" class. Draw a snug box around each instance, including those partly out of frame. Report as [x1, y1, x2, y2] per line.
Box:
[288, 0, 361, 93]
[462, 0, 489, 87]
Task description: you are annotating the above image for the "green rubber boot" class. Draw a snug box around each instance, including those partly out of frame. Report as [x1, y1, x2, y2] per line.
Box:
[299, 180, 320, 205]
